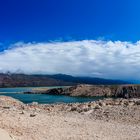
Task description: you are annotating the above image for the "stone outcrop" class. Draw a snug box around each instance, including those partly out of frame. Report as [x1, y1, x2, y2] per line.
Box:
[38, 84, 140, 98]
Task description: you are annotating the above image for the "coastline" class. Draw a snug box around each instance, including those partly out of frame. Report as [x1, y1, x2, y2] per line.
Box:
[23, 84, 140, 99]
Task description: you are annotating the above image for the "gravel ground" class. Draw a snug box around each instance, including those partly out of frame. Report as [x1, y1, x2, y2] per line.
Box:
[0, 96, 140, 140]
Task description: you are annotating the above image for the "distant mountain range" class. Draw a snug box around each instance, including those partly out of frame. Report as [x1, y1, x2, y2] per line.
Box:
[0, 73, 130, 88]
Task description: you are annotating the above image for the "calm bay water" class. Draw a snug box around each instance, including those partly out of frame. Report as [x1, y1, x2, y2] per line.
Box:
[0, 87, 103, 104]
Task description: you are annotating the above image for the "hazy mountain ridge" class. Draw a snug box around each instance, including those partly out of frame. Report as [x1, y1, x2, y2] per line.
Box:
[47, 74, 128, 85]
[0, 73, 129, 88]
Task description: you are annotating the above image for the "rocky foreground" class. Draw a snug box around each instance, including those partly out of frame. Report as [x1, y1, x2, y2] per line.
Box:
[0, 96, 139, 140]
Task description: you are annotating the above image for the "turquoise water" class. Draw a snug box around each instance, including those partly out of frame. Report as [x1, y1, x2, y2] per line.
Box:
[0, 87, 103, 104]
[0, 86, 68, 93]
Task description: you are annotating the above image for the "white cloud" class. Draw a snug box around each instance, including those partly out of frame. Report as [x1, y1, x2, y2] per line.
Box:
[0, 40, 140, 80]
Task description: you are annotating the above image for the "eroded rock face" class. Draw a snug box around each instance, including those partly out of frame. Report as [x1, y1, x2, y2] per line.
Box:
[63, 85, 112, 97]
[45, 84, 140, 98]
[112, 86, 140, 98]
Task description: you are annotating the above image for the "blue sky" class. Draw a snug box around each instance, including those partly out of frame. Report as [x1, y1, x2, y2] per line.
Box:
[0, 0, 140, 43]
[0, 0, 140, 81]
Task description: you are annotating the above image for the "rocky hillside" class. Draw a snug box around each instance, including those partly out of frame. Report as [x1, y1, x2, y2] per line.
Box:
[43, 84, 140, 98]
[0, 74, 74, 87]
[0, 73, 128, 87]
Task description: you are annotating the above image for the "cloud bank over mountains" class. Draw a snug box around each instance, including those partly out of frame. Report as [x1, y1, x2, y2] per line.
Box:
[0, 40, 140, 80]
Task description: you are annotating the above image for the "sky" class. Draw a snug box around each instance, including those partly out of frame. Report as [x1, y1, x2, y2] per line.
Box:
[0, 0, 140, 81]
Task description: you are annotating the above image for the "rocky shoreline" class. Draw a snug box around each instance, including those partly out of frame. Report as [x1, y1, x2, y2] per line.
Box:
[0, 95, 139, 139]
[25, 84, 140, 98]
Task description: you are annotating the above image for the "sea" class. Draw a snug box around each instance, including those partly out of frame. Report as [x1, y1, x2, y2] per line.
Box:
[0, 86, 103, 104]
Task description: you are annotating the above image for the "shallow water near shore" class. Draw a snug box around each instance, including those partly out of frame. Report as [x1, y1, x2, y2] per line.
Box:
[0, 87, 103, 104]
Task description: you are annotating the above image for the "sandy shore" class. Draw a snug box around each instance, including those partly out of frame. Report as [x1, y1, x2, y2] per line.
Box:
[0, 96, 139, 140]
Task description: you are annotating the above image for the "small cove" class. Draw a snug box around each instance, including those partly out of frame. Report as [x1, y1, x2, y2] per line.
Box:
[0, 87, 104, 104]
